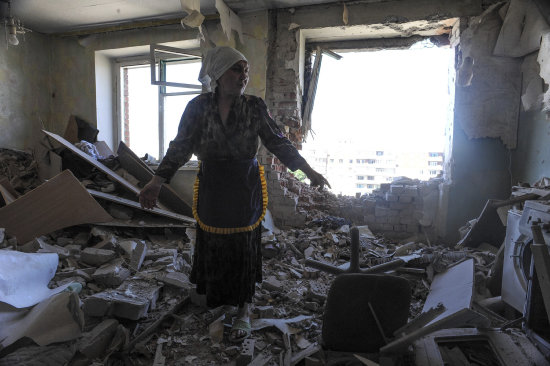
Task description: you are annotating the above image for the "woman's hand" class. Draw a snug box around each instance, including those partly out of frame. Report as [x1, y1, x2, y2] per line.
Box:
[138, 176, 166, 209]
[299, 163, 331, 190]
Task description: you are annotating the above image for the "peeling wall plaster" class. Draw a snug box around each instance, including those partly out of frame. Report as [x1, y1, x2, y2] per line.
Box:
[0, 32, 51, 150]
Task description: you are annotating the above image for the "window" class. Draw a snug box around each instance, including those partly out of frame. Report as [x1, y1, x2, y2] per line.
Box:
[428, 161, 441, 166]
[429, 170, 438, 175]
[119, 53, 202, 159]
[357, 175, 365, 180]
[367, 184, 375, 189]
[376, 151, 384, 156]
[330, 159, 334, 163]
[349, 159, 353, 163]
[356, 184, 365, 188]
[367, 159, 376, 164]
[367, 175, 374, 180]
[339, 159, 344, 163]
[429, 152, 442, 157]
[376, 168, 384, 172]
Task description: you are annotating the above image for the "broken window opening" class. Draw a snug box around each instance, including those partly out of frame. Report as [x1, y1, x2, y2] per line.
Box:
[300, 39, 454, 197]
[118, 54, 202, 161]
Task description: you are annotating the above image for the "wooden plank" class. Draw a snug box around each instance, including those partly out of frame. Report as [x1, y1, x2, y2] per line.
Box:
[0, 170, 112, 244]
[117, 141, 154, 174]
[63, 115, 79, 144]
[117, 141, 192, 216]
[43, 130, 141, 196]
[95, 217, 190, 228]
[87, 189, 195, 224]
[47, 151, 63, 180]
[0, 178, 19, 204]
[94, 141, 115, 158]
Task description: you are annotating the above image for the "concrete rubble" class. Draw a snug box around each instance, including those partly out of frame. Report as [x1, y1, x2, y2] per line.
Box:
[0, 145, 549, 365]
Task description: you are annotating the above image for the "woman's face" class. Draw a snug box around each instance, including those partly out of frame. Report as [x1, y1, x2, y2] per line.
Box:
[217, 60, 249, 97]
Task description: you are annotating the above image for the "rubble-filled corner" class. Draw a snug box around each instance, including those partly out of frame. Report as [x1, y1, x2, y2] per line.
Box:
[0, 134, 549, 365]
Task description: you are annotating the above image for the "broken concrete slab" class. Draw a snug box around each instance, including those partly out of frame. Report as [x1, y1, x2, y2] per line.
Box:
[0, 170, 112, 244]
[158, 271, 192, 291]
[236, 339, 255, 366]
[0, 344, 76, 366]
[77, 318, 119, 360]
[92, 260, 131, 287]
[80, 247, 116, 266]
[119, 239, 147, 271]
[82, 279, 162, 320]
[145, 248, 178, 262]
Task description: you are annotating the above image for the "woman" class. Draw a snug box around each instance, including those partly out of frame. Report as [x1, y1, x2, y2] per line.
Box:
[139, 46, 329, 342]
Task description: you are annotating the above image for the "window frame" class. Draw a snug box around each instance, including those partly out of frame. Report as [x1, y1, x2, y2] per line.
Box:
[116, 52, 202, 160]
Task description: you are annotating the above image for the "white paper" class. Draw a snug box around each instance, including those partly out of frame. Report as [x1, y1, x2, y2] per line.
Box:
[0, 250, 71, 308]
[251, 314, 312, 334]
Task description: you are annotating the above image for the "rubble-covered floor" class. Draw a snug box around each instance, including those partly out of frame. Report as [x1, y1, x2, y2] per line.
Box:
[0, 147, 543, 366]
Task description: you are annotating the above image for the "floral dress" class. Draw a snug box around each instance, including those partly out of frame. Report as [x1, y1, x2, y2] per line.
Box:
[155, 92, 306, 307]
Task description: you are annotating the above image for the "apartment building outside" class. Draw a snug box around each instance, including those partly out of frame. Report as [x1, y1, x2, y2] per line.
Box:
[301, 144, 443, 196]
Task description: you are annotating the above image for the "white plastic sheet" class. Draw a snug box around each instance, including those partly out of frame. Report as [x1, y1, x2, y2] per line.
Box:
[0, 250, 71, 308]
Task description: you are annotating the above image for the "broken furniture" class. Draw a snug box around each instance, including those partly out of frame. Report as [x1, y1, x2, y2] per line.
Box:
[305, 226, 407, 275]
[501, 200, 550, 314]
[0, 170, 112, 244]
[457, 193, 540, 250]
[380, 259, 491, 354]
[116, 141, 192, 216]
[525, 219, 550, 358]
[413, 328, 548, 365]
[321, 273, 411, 353]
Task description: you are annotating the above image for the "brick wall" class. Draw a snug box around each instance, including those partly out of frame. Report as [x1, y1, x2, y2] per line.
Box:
[260, 9, 307, 228]
[327, 179, 443, 241]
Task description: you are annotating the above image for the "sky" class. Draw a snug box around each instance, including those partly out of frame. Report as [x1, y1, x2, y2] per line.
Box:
[303, 41, 454, 153]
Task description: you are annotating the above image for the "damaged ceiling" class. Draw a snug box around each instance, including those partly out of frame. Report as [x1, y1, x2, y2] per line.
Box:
[1, 0, 550, 365]
[6, 0, 384, 34]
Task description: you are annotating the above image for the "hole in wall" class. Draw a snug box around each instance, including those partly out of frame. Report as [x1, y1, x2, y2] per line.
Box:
[300, 40, 454, 196]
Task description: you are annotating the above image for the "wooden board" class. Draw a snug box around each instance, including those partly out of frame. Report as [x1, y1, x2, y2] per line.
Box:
[0, 170, 113, 244]
[117, 141, 192, 216]
[43, 130, 141, 196]
[0, 178, 19, 204]
[380, 259, 490, 354]
[63, 115, 79, 144]
[87, 189, 195, 224]
[94, 141, 115, 158]
[95, 218, 190, 228]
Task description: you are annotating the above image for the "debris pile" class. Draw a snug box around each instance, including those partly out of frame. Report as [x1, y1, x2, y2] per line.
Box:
[0, 128, 549, 365]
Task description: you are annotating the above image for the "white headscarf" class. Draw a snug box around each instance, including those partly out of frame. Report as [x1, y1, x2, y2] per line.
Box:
[198, 46, 248, 92]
